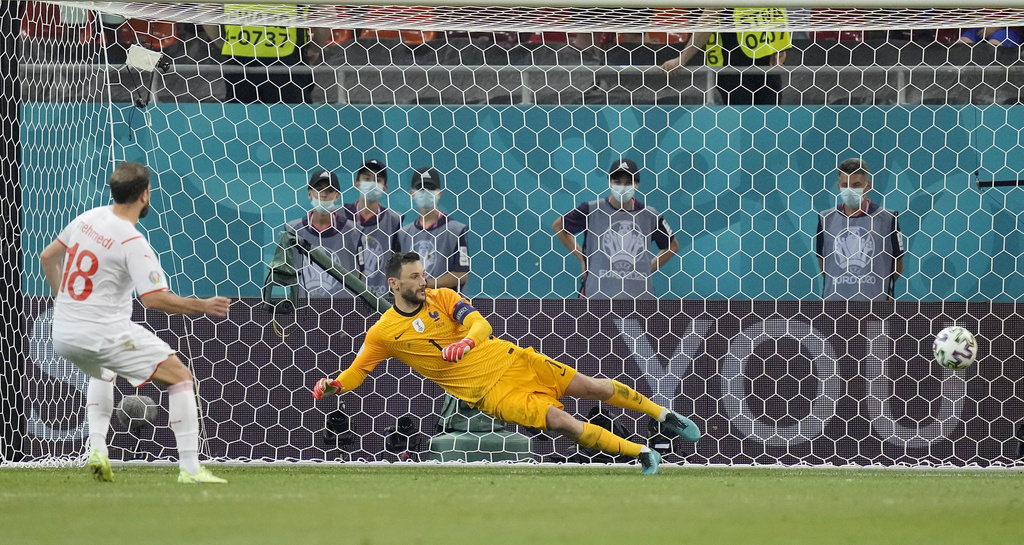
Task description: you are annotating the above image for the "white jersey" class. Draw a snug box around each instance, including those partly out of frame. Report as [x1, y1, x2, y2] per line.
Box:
[52, 206, 169, 338]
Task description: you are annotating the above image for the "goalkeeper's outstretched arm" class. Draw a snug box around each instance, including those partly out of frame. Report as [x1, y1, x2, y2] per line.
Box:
[313, 366, 370, 399]
[313, 331, 389, 399]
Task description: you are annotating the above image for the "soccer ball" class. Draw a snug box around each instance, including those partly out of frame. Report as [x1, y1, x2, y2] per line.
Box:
[932, 326, 977, 370]
[116, 395, 158, 430]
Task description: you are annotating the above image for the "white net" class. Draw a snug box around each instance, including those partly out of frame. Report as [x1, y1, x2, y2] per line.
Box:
[4, 2, 1024, 467]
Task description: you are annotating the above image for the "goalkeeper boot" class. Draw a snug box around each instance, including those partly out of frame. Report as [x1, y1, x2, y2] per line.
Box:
[662, 411, 701, 443]
[639, 449, 661, 475]
[178, 466, 227, 484]
[86, 450, 114, 483]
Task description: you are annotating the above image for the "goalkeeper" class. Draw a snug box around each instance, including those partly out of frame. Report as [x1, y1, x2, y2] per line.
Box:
[313, 251, 700, 474]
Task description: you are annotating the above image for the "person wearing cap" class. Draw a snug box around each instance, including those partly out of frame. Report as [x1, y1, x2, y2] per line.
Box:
[394, 167, 470, 291]
[552, 158, 679, 299]
[339, 160, 403, 297]
[284, 168, 364, 297]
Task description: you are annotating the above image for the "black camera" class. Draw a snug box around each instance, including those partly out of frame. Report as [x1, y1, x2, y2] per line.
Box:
[154, 54, 171, 73]
[262, 298, 295, 316]
[384, 415, 419, 454]
[320, 408, 355, 450]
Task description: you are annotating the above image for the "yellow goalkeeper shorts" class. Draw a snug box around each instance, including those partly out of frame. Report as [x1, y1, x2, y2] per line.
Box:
[472, 346, 577, 430]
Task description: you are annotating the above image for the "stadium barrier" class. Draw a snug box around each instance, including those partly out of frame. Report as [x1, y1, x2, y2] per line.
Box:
[17, 62, 1024, 106]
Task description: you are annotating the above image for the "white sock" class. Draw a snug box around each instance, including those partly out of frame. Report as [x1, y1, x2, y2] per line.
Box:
[168, 381, 201, 474]
[656, 407, 668, 422]
[86, 378, 114, 457]
[639, 445, 651, 454]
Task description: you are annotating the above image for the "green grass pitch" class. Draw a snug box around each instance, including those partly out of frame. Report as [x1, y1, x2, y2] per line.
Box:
[1, 465, 1022, 545]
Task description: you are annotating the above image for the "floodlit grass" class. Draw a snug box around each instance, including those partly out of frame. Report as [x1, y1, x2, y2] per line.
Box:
[1, 465, 1022, 545]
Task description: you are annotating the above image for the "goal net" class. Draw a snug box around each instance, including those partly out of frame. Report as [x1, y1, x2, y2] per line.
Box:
[4, 1, 1024, 468]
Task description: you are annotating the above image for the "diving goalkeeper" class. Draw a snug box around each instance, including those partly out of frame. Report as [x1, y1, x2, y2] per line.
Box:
[313, 251, 700, 474]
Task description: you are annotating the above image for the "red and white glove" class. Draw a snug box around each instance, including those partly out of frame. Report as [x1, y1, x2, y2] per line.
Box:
[441, 338, 475, 362]
[313, 377, 342, 400]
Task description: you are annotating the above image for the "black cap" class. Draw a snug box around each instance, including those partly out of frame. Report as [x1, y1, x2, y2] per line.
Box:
[358, 159, 388, 183]
[609, 158, 639, 182]
[410, 167, 442, 191]
[309, 168, 340, 191]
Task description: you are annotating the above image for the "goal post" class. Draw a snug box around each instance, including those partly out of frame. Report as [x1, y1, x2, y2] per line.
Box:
[1, 0, 25, 464]
[47, 2, 1024, 33]
[4, 1, 1024, 467]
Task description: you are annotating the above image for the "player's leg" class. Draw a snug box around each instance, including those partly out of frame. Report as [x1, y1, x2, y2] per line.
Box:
[545, 406, 661, 475]
[85, 374, 116, 482]
[150, 356, 226, 484]
[477, 350, 661, 474]
[51, 338, 117, 482]
[564, 372, 700, 443]
[86, 376, 115, 457]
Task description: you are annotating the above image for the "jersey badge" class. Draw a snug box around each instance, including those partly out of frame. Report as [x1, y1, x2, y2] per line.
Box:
[428, 311, 440, 322]
[412, 318, 425, 333]
[148, 271, 162, 284]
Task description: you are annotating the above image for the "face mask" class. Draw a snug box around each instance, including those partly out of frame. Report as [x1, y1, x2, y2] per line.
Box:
[839, 187, 864, 209]
[412, 189, 438, 211]
[358, 181, 386, 202]
[311, 198, 340, 214]
[610, 184, 636, 204]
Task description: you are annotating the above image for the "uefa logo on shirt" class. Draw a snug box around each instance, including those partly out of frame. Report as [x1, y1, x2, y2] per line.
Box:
[413, 240, 436, 269]
[834, 227, 875, 272]
[149, 271, 162, 284]
[364, 234, 385, 271]
[602, 220, 645, 272]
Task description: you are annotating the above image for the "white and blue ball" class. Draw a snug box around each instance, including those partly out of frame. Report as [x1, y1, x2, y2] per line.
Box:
[933, 326, 977, 370]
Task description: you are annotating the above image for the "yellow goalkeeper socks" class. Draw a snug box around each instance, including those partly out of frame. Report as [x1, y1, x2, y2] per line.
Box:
[578, 422, 644, 458]
[604, 380, 666, 421]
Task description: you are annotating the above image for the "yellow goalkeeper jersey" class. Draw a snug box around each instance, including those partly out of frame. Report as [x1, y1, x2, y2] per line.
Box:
[340, 288, 515, 403]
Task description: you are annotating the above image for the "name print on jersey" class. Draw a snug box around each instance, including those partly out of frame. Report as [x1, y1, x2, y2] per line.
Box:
[79, 222, 114, 250]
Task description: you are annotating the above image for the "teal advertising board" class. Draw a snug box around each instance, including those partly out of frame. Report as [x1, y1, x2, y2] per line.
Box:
[20, 103, 1024, 300]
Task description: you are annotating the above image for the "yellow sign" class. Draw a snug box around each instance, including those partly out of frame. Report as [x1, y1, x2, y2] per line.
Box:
[222, 3, 301, 59]
[706, 8, 791, 67]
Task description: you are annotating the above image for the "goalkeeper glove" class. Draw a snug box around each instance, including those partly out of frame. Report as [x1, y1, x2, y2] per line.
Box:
[313, 377, 342, 400]
[441, 338, 475, 362]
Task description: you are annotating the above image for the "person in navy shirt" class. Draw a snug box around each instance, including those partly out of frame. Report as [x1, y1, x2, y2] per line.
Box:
[286, 168, 364, 298]
[816, 158, 904, 301]
[339, 160, 403, 297]
[394, 167, 470, 291]
[553, 158, 679, 299]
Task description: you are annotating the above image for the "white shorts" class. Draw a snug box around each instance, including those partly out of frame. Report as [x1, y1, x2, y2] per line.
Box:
[52, 321, 175, 387]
